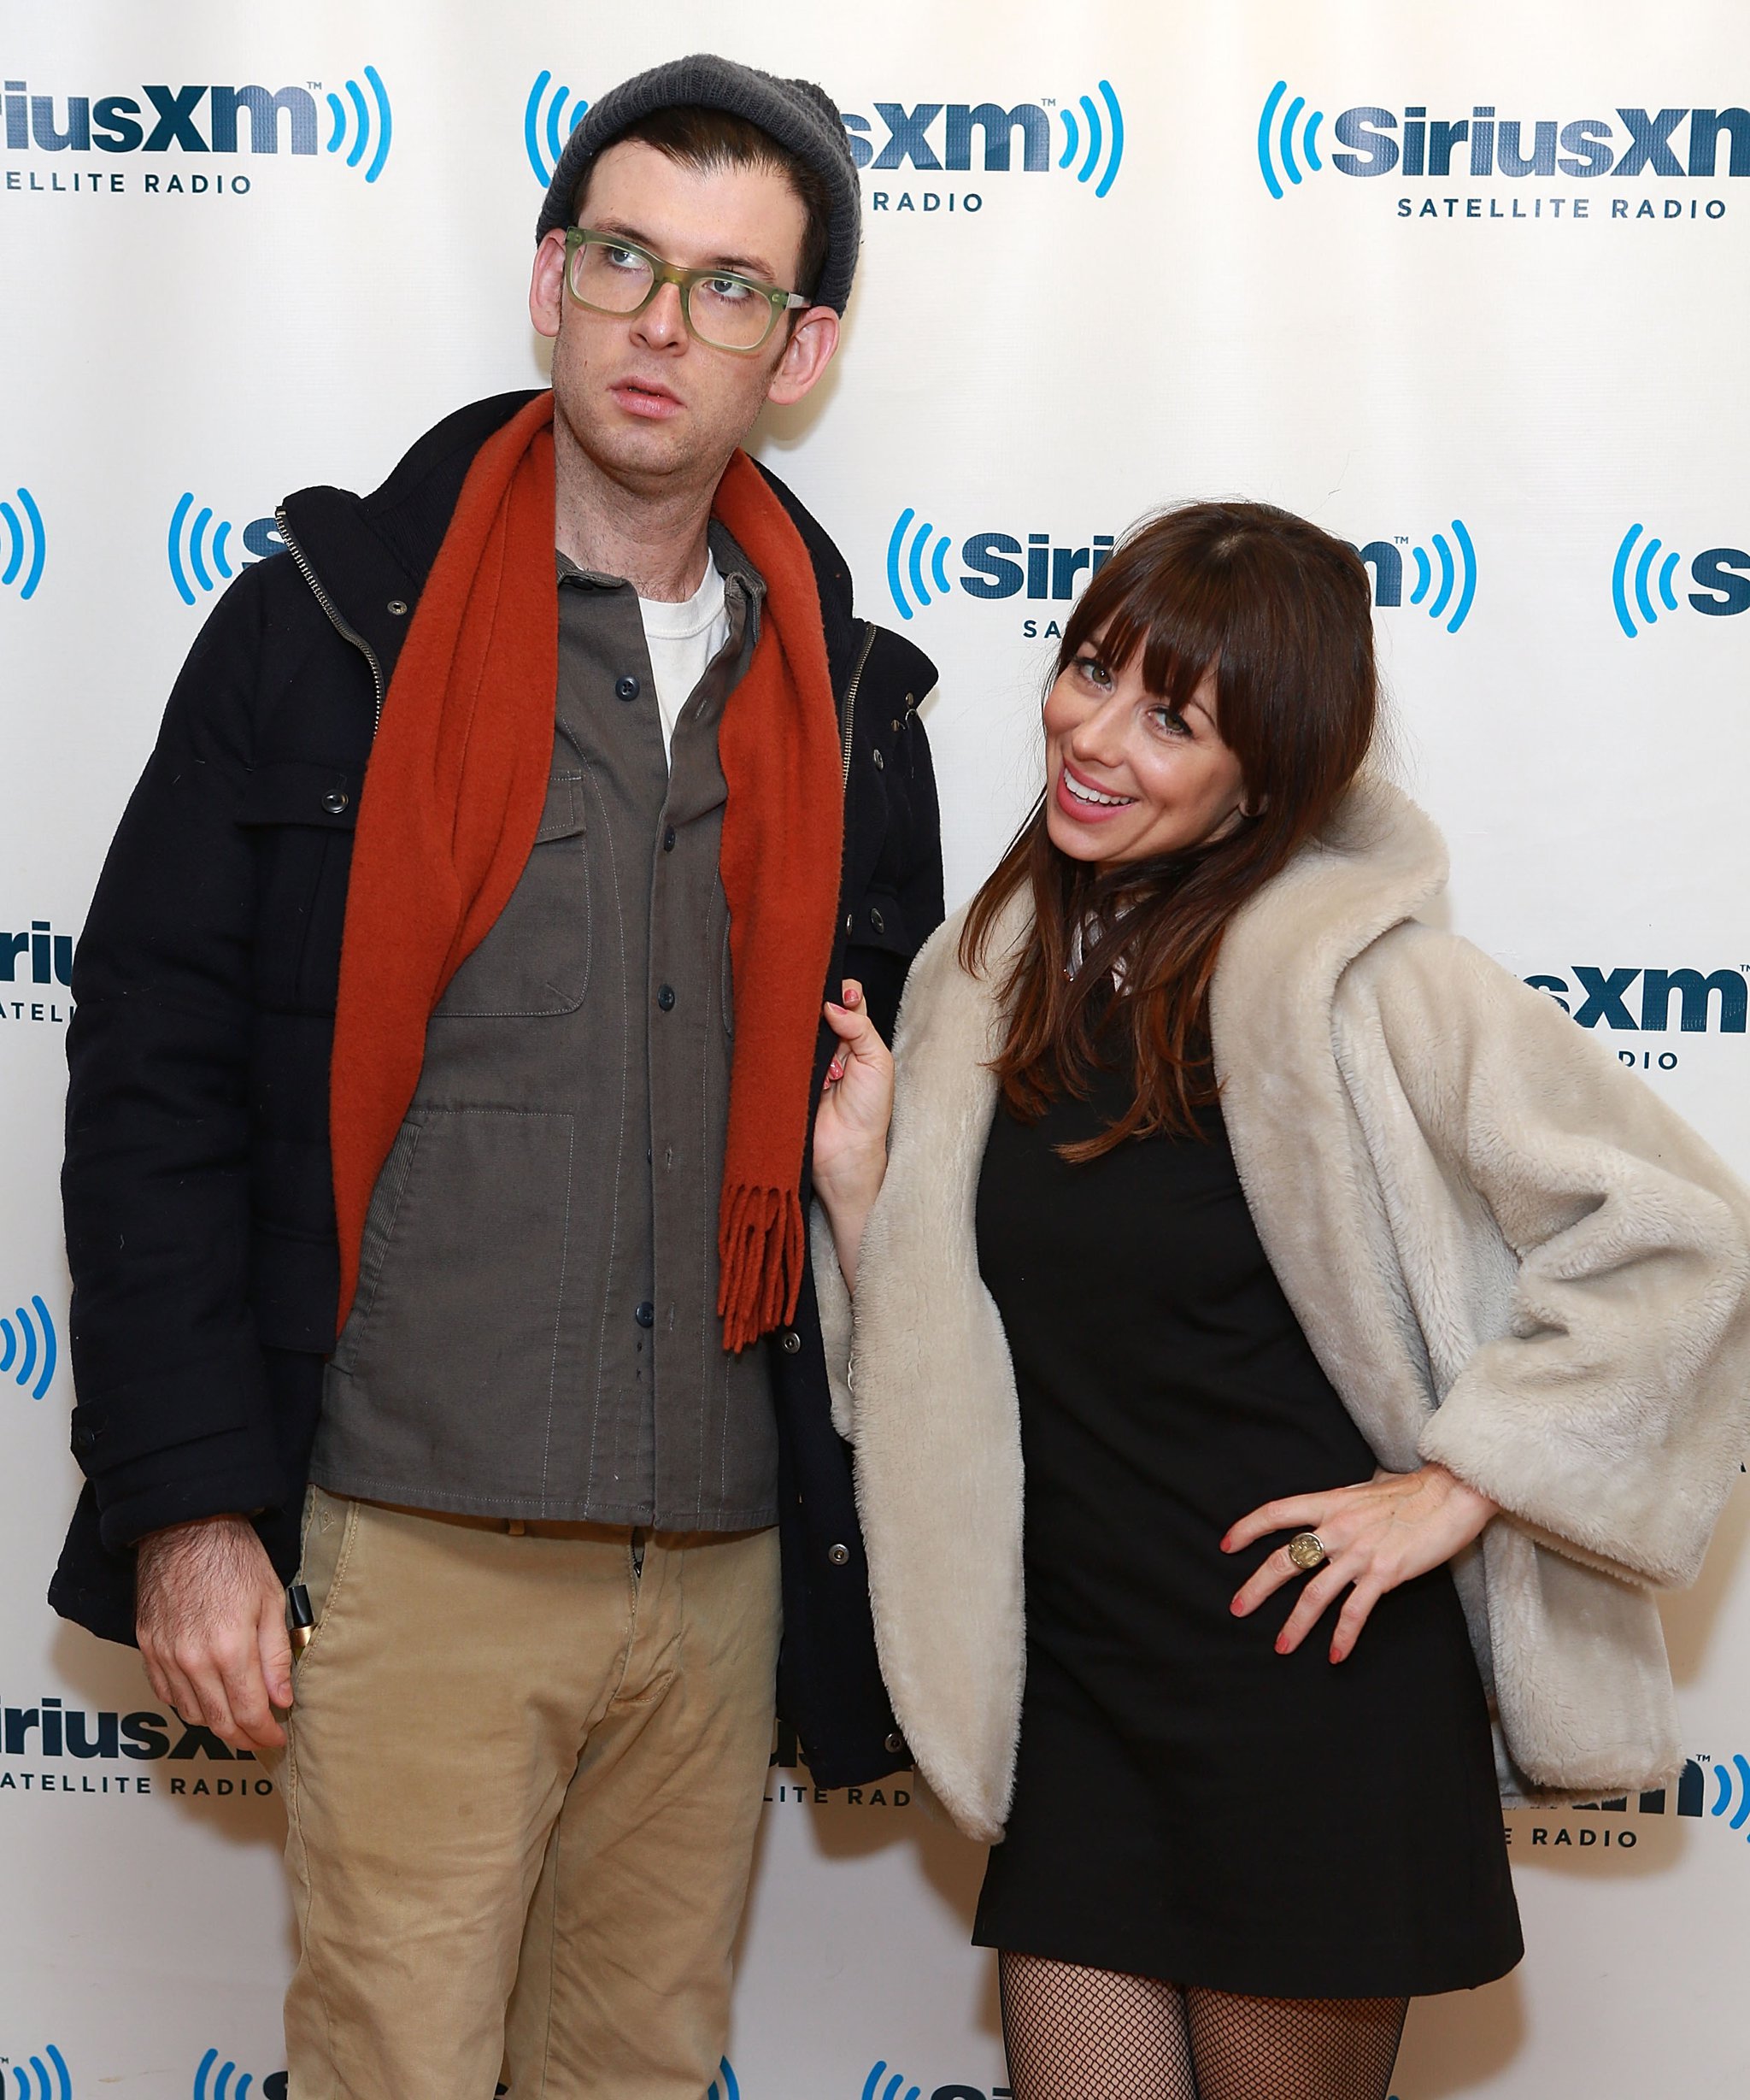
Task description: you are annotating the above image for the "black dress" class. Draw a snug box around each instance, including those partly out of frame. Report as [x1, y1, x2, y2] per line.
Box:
[970, 1042, 1523, 1999]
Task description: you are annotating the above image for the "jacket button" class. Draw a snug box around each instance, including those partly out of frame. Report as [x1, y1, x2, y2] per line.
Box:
[869, 907, 885, 935]
[827, 1542, 850, 1567]
[634, 1302, 655, 1328]
[884, 1730, 906, 1755]
[663, 826, 677, 852]
[656, 984, 676, 1012]
[615, 674, 641, 702]
[872, 748, 885, 770]
[386, 598, 408, 616]
[322, 788, 349, 815]
[780, 1328, 802, 1355]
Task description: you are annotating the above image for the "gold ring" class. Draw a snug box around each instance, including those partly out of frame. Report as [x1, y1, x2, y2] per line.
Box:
[1287, 1531, 1328, 1572]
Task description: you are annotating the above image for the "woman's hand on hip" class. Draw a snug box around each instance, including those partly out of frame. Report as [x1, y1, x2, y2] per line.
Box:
[1221, 1463, 1498, 1663]
[812, 979, 893, 1292]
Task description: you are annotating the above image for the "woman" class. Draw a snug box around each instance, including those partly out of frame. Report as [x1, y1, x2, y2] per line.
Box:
[809, 503, 1750, 2100]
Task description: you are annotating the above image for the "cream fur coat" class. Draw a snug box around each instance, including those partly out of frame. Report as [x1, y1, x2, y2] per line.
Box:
[815, 779, 1750, 1844]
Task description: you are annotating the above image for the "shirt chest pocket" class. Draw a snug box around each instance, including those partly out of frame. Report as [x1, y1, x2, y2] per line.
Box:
[434, 770, 592, 1018]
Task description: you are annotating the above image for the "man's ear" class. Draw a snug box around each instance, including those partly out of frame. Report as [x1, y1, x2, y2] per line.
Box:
[530, 229, 569, 341]
[766, 305, 840, 409]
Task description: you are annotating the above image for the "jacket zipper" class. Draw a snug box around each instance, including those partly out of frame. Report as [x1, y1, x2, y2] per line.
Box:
[839, 621, 876, 787]
[274, 506, 388, 734]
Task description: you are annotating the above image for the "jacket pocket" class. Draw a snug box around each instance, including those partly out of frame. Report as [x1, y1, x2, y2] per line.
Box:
[433, 771, 591, 1018]
[329, 1105, 576, 1413]
[236, 761, 361, 1015]
[849, 886, 911, 958]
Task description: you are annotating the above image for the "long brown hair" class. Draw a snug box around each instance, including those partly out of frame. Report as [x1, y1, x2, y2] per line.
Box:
[961, 500, 1377, 1156]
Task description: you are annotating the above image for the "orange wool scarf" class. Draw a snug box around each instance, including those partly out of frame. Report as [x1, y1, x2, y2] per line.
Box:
[329, 391, 844, 1351]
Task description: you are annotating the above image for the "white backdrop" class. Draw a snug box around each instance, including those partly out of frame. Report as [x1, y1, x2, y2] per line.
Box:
[3, 3, 1749, 2096]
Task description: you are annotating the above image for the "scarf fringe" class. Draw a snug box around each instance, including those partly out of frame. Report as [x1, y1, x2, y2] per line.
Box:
[718, 1182, 807, 1354]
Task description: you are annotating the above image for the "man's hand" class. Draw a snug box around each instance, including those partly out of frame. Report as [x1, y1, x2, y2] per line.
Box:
[135, 1514, 293, 1751]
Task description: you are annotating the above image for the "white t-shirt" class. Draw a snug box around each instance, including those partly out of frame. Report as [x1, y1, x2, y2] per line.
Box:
[638, 556, 731, 763]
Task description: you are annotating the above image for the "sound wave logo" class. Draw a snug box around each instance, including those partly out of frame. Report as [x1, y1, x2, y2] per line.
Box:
[1612, 522, 1682, 638]
[1708, 1751, 1750, 1838]
[887, 508, 954, 620]
[862, 2066, 920, 2100]
[1348, 523, 1477, 632]
[526, 72, 590, 185]
[1054, 80, 1125, 197]
[6, 2048, 71, 2100]
[0, 485, 45, 601]
[191, 2050, 285, 2100]
[704, 2060, 738, 2100]
[1257, 79, 1325, 198]
[1406, 520, 1477, 632]
[168, 494, 241, 605]
[2, 1294, 57, 1400]
[323, 66, 391, 184]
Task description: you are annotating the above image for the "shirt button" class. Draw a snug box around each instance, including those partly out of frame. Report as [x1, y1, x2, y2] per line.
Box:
[615, 674, 641, 702]
[634, 1302, 655, 1328]
[780, 1329, 802, 1355]
[322, 788, 349, 815]
[656, 984, 676, 1012]
[884, 1730, 906, 1755]
[663, 826, 677, 852]
[827, 1543, 850, 1567]
[869, 907, 885, 935]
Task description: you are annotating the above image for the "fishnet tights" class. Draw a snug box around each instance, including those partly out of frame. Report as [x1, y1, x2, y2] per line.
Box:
[999, 1951, 1407, 2100]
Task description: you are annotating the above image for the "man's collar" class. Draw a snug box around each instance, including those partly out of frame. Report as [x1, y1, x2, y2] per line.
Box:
[553, 518, 766, 603]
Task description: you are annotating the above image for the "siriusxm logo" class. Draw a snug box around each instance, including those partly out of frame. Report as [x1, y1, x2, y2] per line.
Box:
[0, 913, 72, 1021]
[2, 917, 73, 987]
[2, 2047, 71, 2100]
[2, 1295, 57, 1401]
[843, 84, 1125, 196]
[705, 2062, 738, 2100]
[887, 509, 1113, 621]
[519, 81, 1125, 199]
[1531, 1756, 1750, 1851]
[193, 2051, 285, 2100]
[1612, 524, 1750, 636]
[168, 495, 282, 604]
[1348, 522, 1477, 633]
[1527, 966, 1747, 1035]
[1259, 84, 1750, 198]
[3, 70, 391, 183]
[862, 2066, 1009, 2100]
[0, 485, 44, 600]
[1, 1695, 279, 1797]
[525, 73, 589, 185]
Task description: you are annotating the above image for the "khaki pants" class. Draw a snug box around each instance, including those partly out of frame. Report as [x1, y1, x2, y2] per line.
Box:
[279, 1486, 781, 2100]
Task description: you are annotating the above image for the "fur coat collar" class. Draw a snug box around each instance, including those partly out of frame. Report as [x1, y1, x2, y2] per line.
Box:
[825, 778, 1750, 1841]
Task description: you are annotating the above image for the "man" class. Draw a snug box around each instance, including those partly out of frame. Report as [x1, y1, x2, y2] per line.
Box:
[50, 54, 941, 2099]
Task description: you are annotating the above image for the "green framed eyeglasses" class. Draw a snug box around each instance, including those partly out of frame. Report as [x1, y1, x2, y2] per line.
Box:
[562, 227, 808, 354]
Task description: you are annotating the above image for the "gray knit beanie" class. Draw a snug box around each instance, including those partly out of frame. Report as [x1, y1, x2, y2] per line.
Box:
[533, 54, 861, 313]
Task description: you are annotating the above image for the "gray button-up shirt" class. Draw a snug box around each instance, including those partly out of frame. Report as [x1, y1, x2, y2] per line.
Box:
[314, 523, 779, 1529]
